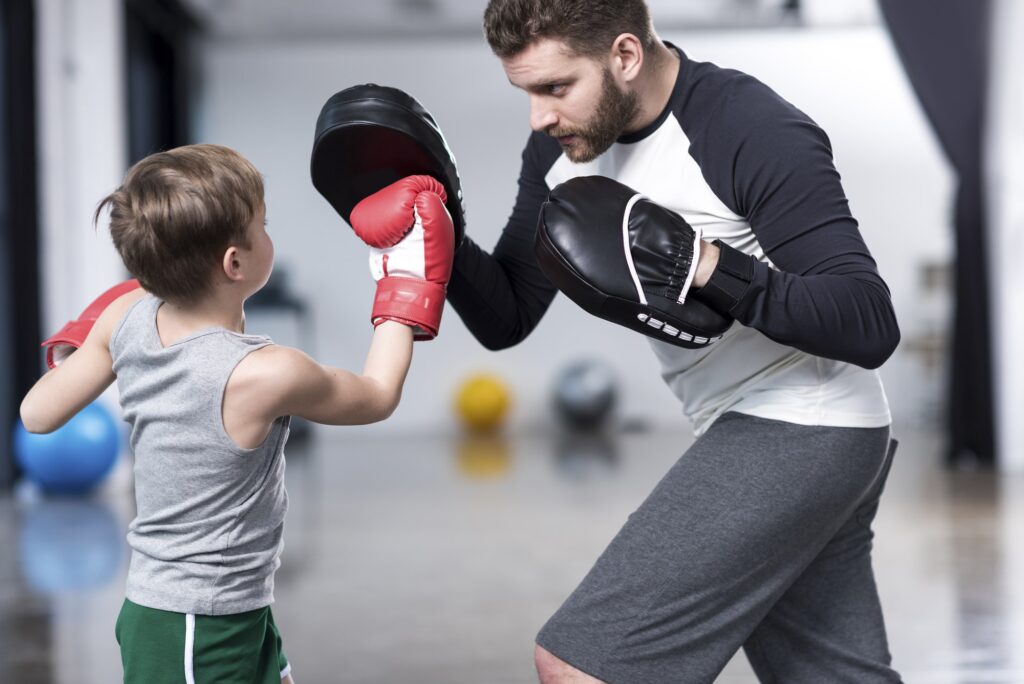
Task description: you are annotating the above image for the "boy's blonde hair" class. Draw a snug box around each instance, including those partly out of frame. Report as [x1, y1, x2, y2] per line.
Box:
[96, 144, 264, 303]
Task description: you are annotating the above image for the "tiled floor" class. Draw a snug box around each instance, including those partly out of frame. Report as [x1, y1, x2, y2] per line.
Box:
[2, 422, 1023, 683]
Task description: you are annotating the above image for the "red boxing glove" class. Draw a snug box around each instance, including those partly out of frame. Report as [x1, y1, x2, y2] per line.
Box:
[350, 175, 455, 340]
[41, 279, 142, 368]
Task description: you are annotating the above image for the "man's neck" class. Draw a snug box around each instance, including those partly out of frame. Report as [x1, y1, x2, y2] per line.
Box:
[626, 42, 681, 134]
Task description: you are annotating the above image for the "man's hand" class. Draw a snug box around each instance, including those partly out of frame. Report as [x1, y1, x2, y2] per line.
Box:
[692, 240, 721, 289]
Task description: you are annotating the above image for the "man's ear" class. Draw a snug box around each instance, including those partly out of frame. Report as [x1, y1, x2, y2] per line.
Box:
[222, 245, 244, 283]
[610, 33, 644, 84]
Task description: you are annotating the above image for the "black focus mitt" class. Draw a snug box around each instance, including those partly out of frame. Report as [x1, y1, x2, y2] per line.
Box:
[311, 83, 466, 246]
[536, 176, 733, 349]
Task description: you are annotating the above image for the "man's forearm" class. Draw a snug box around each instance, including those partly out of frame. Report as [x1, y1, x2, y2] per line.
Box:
[447, 235, 556, 350]
[694, 240, 900, 369]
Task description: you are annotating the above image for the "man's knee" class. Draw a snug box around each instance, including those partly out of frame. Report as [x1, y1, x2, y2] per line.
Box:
[534, 645, 560, 682]
[534, 644, 605, 684]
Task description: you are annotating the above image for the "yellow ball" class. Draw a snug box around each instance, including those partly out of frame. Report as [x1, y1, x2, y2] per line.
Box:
[455, 374, 511, 433]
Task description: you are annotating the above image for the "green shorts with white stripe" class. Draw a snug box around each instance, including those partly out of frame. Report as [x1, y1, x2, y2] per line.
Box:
[115, 598, 291, 683]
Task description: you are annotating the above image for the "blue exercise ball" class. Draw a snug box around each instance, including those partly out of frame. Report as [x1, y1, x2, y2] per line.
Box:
[13, 402, 121, 495]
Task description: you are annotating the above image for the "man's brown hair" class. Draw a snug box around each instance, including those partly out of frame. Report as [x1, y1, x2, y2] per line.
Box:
[483, 0, 657, 59]
[96, 144, 264, 304]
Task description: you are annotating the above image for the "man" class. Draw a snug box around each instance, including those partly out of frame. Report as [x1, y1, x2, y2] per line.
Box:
[446, 1, 902, 682]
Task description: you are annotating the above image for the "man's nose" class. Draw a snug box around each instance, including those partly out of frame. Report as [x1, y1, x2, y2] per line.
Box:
[529, 98, 558, 132]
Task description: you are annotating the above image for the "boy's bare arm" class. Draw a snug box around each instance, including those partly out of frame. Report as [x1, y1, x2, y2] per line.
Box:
[249, 321, 415, 426]
[20, 288, 146, 433]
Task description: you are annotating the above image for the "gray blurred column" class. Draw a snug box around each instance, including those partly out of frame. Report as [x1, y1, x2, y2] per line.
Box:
[985, 0, 1024, 472]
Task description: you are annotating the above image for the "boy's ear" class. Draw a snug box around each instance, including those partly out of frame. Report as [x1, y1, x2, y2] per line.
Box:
[222, 246, 244, 282]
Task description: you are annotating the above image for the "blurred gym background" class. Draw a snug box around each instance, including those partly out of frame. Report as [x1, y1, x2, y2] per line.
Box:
[2, 0, 1023, 681]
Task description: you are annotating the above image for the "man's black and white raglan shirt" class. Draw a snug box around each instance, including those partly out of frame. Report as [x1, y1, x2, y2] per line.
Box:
[449, 46, 899, 434]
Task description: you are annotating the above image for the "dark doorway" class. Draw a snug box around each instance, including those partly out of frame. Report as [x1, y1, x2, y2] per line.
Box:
[125, 0, 200, 163]
[1, 0, 41, 490]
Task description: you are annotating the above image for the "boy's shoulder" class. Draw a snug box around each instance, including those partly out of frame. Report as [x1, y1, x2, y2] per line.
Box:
[236, 344, 314, 378]
[94, 287, 148, 346]
[229, 344, 323, 418]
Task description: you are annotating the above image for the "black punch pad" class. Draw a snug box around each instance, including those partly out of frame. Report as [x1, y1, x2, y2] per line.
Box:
[536, 176, 733, 350]
[311, 83, 466, 246]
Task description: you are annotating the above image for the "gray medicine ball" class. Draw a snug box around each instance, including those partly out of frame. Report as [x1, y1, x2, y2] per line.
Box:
[553, 360, 619, 430]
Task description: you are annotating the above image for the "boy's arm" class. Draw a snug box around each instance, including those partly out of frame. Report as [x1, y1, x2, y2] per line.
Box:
[247, 321, 415, 426]
[20, 288, 146, 433]
[41, 279, 142, 368]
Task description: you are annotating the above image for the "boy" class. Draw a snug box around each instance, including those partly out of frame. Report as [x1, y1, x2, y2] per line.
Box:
[20, 143, 455, 682]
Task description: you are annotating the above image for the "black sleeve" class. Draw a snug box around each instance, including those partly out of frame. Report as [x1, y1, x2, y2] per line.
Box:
[446, 132, 561, 350]
[690, 78, 900, 369]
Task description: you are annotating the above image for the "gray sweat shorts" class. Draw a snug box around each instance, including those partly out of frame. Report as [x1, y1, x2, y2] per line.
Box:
[536, 412, 901, 683]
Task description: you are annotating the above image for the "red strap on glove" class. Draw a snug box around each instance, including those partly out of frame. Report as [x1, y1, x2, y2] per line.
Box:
[41, 279, 142, 368]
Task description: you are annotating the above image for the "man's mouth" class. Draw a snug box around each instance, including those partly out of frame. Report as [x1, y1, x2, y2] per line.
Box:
[556, 135, 577, 145]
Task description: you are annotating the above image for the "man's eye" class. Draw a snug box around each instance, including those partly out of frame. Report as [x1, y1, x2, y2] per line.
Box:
[548, 84, 567, 95]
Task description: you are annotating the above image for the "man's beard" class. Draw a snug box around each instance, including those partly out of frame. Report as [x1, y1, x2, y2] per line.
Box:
[549, 68, 640, 163]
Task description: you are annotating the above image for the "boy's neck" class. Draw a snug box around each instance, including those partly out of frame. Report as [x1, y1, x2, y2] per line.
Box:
[161, 291, 246, 335]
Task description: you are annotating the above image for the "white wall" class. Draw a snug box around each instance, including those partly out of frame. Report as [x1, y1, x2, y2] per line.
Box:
[196, 25, 952, 437]
[197, 26, 950, 436]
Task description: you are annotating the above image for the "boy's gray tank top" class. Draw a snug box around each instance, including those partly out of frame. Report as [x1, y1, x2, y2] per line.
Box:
[110, 294, 290, 615]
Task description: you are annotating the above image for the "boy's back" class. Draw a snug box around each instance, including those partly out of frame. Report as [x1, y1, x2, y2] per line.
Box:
[112, 293, 289, 616]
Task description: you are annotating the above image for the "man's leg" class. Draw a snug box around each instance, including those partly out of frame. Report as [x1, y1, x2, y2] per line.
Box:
[535, 413, 893, 684]
[742, 441, 901, 683]
[536, 645, 605, 684]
